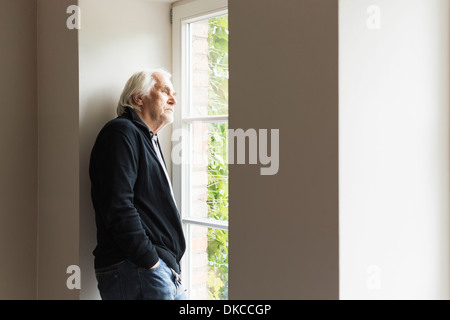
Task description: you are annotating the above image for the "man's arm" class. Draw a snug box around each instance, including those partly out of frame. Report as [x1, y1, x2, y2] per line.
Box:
[90, 128, 159, 269]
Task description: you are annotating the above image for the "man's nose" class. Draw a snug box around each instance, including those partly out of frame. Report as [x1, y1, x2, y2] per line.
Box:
[168, 94, 176, 105]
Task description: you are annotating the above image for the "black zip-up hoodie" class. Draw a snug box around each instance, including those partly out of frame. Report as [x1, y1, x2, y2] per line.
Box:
[89, 107, 185, 273]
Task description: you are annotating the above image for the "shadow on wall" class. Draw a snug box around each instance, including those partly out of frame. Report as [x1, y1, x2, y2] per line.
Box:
[79, 88, 118, 300]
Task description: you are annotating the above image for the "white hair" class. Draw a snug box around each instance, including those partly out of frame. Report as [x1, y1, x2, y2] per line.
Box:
[117, 68, 172, 116]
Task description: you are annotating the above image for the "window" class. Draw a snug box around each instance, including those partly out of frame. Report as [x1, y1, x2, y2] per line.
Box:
[172, 0, 229, 300]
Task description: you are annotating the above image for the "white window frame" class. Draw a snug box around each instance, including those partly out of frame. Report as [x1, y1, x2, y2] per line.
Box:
[171, 0, 229, 299]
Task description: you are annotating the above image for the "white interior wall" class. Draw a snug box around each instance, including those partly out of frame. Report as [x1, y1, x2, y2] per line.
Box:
[339, 0, 450, 299]
[78, 0, 174, 300]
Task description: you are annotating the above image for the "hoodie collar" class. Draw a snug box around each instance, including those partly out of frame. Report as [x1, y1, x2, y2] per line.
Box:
[122, 106, 155, 139]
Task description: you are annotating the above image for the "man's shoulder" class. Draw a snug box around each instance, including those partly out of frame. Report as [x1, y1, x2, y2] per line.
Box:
[100, 116, 138, 136]
[93, 117, 143, 148]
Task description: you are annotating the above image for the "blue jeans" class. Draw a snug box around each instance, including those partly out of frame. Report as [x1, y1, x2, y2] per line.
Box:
[95, 259, 187, 300]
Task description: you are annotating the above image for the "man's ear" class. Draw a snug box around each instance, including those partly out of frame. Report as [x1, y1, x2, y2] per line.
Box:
[133, 94, 143, 106]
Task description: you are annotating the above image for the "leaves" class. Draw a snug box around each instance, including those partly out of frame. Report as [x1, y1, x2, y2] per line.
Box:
[205, 14, 229, 300]
[208, 15, 229, 117]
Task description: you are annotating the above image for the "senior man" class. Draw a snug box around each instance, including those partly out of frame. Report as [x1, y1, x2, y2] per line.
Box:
[89, 69, 186, 300]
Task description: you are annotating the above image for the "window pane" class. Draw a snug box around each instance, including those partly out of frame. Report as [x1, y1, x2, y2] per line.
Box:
[188, 224, 228, 300]
[189, 14, 228, 117]
[189, 121, 229, 222]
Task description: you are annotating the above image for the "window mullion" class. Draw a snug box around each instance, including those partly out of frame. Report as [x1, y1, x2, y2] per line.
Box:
[183, 115, 229, 123]
[183, 217, 228, 231]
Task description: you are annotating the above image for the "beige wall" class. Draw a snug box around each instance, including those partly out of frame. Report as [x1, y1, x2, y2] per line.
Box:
[3, 0, 448, 301]
[0, 0, 38, 300]
[37, 0, 80, 300]
[1, 0, 340, 301]
[78, 0, 174, 300]
[228, 0, 339, 299]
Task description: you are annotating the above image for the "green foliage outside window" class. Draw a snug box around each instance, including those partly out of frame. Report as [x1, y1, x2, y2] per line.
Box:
[205, 14, 229, 300]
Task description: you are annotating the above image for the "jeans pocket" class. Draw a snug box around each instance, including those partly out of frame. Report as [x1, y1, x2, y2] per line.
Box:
[95, 268, 124, 300]
[137, 260, 175, 300]
[140, 260, 163, 273]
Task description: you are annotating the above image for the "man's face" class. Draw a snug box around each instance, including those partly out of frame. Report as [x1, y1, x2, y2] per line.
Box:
[141, 73, 177, 126]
